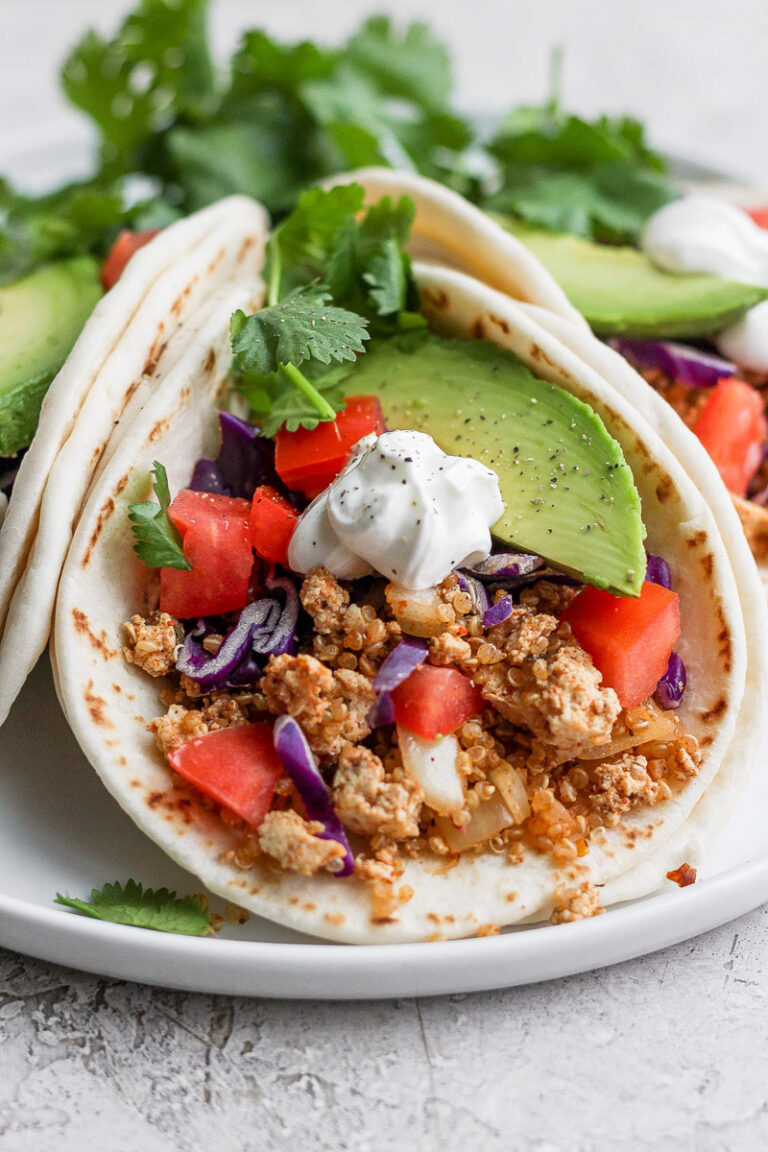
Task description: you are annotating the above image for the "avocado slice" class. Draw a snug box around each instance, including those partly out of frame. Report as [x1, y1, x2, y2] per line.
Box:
[497, 219, 768, 339]
[0, 256, 103, 456]
[340, 332, 646, 595]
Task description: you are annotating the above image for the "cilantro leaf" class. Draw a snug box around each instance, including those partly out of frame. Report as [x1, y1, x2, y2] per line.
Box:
[128, 461, 190, 570]
[230, 287, 369, 376]
[344, 16, 452, 111]
[486, 104, 676, 243]
[55, 880, 213, 936]
[275, 184, 366, 295]
[61, 0, 216, 177]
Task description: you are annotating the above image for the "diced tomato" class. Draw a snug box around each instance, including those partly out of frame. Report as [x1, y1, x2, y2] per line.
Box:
[275, 395, 385, 496]
[250, 485, 298, 566]
[391, 664, 485, 739]
[693, 378, 768, 496]
[561, 581, 681, 709]
[160, 489, 254, 618]
[747, 206, 768, 230]
[168, 723, 283, 828]
[101, 229, 160, 291]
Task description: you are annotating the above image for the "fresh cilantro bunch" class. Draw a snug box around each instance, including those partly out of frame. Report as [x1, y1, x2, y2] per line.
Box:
[231, 185, 420, 436]
[484, 72, 676, 244]
[59, 2, 473, 219]
[56, 879, 214, 935]
[128, 461, 190, 570]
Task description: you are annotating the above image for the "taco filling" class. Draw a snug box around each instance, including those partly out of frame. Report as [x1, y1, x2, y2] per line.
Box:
[116, 183, 701, 928]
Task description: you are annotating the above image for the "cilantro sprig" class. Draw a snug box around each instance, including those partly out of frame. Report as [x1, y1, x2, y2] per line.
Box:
[231, 287, 369, 437]
[55, 880, 213, 936]
[128, 461, 190, 570]
[232, 185, 422, 436]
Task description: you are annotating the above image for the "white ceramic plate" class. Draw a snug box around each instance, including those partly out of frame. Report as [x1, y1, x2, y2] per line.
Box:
[1, 137, 768, 999]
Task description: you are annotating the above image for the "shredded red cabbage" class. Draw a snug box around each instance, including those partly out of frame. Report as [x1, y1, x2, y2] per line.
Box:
[176, 573, 298, 690]
[369, 637, 428, 728]
[654, 652, 687, 710]
[190, 412, 285, 500]
[464, 552, 545, 581]
[483, 596, 513, 628]
[272, 716, 355, 876]
[645, 552, 686, 708]
[608, 337, 735, 388]
[645, 552, 672, 589]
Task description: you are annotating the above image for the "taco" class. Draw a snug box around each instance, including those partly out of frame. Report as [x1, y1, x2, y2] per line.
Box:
[324, 170, 768, 590]
[52, 191, 764, 944]
[0, 196, 268, 726]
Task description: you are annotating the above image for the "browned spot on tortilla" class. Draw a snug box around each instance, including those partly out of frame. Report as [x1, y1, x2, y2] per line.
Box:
[237, 236, 255, 263]
[700, 733, 714, 748]
[505, 892, 518, 902]
[170, 277, 198, 319]
[489, 313, 510, 334]
[471, 318, 485, 340]
[204, 348, 216, 374]
[303, 902, 316, 912]
[701, 696, 727, 723]
[91, 445, 103, 464]
[686, 530, 707, 550]
[421, 287, 449, 311]
[72, 608, 117, 658]
[143, 326, 166, 377]
[180, 386, 191, 402]
[84, 681, 113, 728]
[289, 896, 299, 906]
[112, 683, 122, 693]
[324, 912, 346, 926]
[655, 476, 673, 504]
[427, 913, 441, 924]
[147, 791, 164, 809]
[701, 552, 714, 578]
[207, 248, 225, 275]
[117, 756, 127, 767]
[115, 473, 130, 498]
[717, 606, 732, 672]
[149, 418, 169, 443]
[130, 779, 141, 788]
[81, 496, 116, 568]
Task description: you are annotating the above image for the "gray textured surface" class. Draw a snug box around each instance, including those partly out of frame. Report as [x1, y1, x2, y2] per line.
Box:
[1, 904, 767, 1151]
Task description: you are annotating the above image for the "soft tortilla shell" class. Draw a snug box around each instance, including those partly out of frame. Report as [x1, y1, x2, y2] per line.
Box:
[53, 268, 751, 944]
[0, 200, 268, 728]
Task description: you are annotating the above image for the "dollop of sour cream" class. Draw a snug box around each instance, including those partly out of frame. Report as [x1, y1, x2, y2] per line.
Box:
[288, 430, 504, 589]
[641, 195, 768, 371]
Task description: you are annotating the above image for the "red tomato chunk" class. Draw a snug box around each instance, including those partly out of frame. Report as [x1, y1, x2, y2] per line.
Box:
[250, 485, 297, 567]
[275, 395, 385, 498]
[747, 206, 768, 230]
[561, 580, 681, 709]
[101, 228, 159, 291]
[168, 723, 283, 828]
[693, 378, 767, 497]
[160, 489, 254, 618]
[391, 664, 485, 739]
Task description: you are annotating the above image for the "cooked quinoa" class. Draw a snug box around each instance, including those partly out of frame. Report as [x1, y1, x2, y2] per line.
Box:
[125, 566, 701, 927]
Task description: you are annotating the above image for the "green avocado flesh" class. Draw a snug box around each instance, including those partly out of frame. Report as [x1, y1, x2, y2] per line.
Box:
[498, 219, 768, 339]
[340, 333, 646, 596]
[0, 256, 103, 456]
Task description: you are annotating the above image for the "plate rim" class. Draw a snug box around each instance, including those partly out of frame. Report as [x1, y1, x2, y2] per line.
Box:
[3, 849, 768, 998]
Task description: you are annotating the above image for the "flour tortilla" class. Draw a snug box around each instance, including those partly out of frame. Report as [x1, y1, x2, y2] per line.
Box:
[322, 167, 587, 329]
[0, 196, 267, 649]
[0, 198, 268, 728]
[53, 265, 761, 944]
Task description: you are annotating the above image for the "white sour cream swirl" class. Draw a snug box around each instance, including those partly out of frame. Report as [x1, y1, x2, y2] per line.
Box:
[641, 195, 768, 371]
[288, 430, 504, 589]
